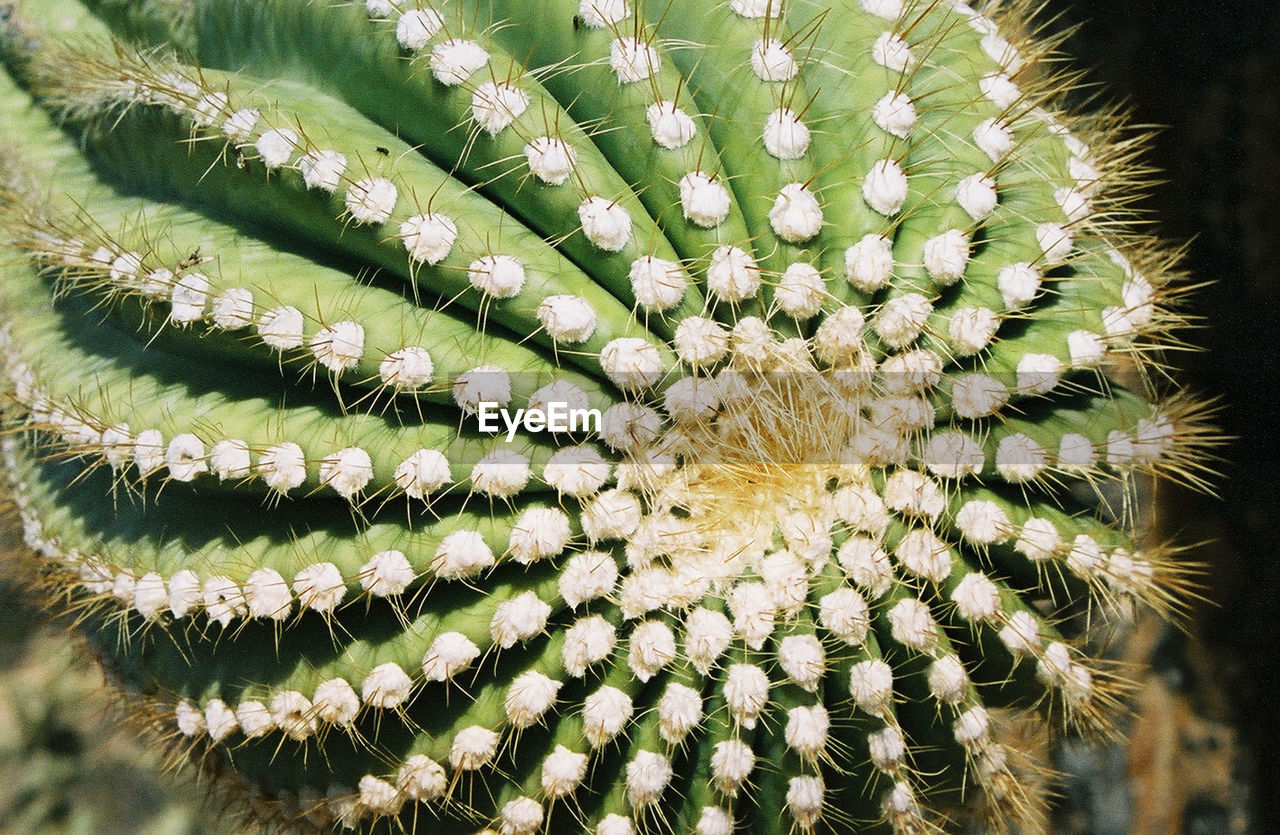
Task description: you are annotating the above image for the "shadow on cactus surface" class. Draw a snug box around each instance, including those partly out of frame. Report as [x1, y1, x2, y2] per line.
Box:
[0, 0, 1223, 831]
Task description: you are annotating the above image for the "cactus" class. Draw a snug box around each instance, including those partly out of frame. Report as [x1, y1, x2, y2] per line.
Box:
[0, 0, 1215, 831]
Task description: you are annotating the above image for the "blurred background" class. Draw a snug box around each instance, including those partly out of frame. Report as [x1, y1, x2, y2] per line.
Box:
[1, 1, 1276, 832]
[0, 535, 223, 833]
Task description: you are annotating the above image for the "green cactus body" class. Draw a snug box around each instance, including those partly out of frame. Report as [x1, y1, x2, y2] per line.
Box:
[0, 0, 1211, 831]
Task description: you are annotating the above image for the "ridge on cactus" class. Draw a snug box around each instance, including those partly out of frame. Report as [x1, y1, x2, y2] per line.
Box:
[0, 0, 1217, 832]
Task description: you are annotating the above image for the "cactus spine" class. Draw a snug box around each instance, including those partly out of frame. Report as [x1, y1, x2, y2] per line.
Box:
[0, 0, 1214, 831]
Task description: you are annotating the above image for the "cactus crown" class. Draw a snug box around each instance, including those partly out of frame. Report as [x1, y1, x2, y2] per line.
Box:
[0, 0, 1215, 832]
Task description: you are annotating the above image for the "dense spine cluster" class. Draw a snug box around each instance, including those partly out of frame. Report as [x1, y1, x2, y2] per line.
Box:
[0, 0, 1211, 832]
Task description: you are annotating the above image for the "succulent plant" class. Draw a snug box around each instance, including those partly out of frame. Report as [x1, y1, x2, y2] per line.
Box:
[0, 0, 1215, 831]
